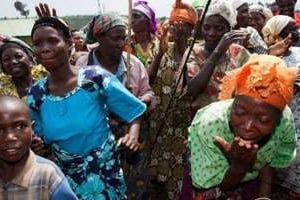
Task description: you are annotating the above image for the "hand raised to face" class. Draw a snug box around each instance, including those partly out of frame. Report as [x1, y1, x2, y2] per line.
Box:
[215, 136, 258, 170]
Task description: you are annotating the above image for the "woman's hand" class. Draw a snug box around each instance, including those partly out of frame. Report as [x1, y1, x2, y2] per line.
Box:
[35, 3, 57, 17]
[117, 133, 139, 152]
[268, 34, 292, 56]
[215, 30, 250, 54]
[215, 136, 258, 170]
[158, 23, 169, 55]
[31, 134, 52, 157]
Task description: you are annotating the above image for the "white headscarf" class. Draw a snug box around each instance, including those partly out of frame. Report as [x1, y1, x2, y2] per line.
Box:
[206, 0, 237, 28]
[232, 0, 248, 10]
[249, 4, 273, 21]
[262, 15, 294, 45]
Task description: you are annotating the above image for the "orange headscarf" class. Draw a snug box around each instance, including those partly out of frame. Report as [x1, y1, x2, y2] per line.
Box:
[219, 54, 298, 110]
[169, 0, 198, 26]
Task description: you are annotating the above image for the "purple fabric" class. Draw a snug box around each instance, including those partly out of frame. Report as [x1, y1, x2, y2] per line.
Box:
[133, 0, 157, 33]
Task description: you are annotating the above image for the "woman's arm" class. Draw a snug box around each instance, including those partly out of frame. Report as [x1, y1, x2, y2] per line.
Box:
[215, 136, 258, 191]
[258, 165, 273, 197]
[187, 30, 250, 99]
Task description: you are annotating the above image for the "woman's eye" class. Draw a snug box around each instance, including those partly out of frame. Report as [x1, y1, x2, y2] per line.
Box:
[259, 117, 271, 123]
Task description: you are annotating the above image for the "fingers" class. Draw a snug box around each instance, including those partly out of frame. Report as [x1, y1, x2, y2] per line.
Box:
[35, 3, 56, 17]
[117, 134, 140, 151]
[52, 8, 57, 17]
[215, 136, 231, 153]
[35, 6, 42, 17]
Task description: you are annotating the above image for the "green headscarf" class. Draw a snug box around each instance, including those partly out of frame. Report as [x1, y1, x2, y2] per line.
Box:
[85, 12, 126, 44]
[191, 0, 207, 9]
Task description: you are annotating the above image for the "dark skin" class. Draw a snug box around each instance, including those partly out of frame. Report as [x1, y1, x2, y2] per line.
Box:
[95, 26, 126, 74]
[32, 26, 76, 96]
[89, 26, 142, 151]
[276, 0, 296, 17]
[249, 12, 266, 36]
[147, 20, 194, 84]
[279, 21, 300, 47]
[215, 95, 282, 197]
[235, 3, 250, 29]
[132, 10, 152, 52]
[0, 96, 33, 182]
[187, 15, 249, 98]
[1, 47, 34, 97]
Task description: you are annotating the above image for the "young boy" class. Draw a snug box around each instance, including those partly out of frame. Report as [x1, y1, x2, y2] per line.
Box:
[0, 95, 78, 200]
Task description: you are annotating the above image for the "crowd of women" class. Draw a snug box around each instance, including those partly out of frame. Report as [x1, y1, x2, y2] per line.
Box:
[1, 0, 300, 199]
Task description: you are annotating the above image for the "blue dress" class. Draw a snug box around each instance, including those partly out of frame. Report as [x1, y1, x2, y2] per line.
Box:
[27, 65, 146, 199]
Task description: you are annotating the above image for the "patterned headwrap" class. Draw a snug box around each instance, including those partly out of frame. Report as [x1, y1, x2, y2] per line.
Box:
[206, 0, 237, 28]
[262, 15, 294, 45]
[249, 4, 273, 21]
[0, 37, 34, 64]
[219, 54, 298, 110]
[133, 0, 157, 33]
[85, 13, 126, 44]
[232, 0, 248, 10]
[31, 17, 71, 39]
[169, 0, 198, 26]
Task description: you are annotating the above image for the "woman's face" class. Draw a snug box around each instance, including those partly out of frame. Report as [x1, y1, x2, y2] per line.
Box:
[230, 95, 281, 144]
[202, 15, 230, 50]
[280, 21, 299, 45]
[1, 47, 32, 78]
[96, 26, 126, 62]
[276, 0, 295, 17]
[168, 21, 193, 42]
[236, 3, 250, 28]
[32, 26, 71, 72]
[132, 10, 150, 33]
[249, 12, 266, 33]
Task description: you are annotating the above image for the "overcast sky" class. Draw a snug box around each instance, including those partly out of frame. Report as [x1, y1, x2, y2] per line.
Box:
[1, 0, 179, 18]
[1, 0, 273, 19]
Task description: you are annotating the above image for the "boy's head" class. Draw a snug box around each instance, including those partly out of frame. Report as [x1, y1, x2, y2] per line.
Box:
[0, 96, 33, 164]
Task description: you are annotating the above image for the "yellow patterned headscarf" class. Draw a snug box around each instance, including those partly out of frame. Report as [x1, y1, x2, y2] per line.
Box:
[262, 15, 294, 45]
[219, 54, 298, 110]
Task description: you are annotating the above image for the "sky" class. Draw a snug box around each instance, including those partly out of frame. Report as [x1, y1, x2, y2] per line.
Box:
[0, 0, 273, 19]
[1, 0, 177, 18]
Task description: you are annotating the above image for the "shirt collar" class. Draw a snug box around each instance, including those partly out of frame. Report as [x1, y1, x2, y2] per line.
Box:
[0, 150, 35, 188]
[92, 51, 127, 82]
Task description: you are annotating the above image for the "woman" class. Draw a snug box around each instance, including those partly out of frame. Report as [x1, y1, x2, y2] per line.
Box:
[249, 4, 273, 37]
[190, 54, 297, 199]
[187, 0, 250, 112]
[130, 0, 159, 67]
[27, 16, 146, 199]
[147, 0, 198, 199]
[78, 12, 155, 199]
[0, 37, 47, 99]
[262, 15, 300, 199]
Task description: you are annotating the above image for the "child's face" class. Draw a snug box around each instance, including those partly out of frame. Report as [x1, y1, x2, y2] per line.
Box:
[0, 102, 32, 163]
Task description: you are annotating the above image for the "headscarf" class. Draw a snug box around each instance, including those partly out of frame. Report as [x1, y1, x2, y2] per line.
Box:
[232, 0, 248, 10]
[249, 4, 273, 21]
[206, 0, 237, 28]
[219, 54, 298, 110]
[31, 17, 71, 39]
[85, 13, 126, 44]
[169, 0, 198, 26]
[133, 1, 157, 33]
[262, 15, 294, 45]
[190, 0, 207, 9]
[0, 37, 34, 64]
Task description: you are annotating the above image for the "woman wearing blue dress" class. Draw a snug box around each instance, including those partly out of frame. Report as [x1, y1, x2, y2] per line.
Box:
[27, 16, 146, 199]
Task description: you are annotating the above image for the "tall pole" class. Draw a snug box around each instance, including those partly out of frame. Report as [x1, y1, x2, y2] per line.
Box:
[126, 0, 132, 88]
